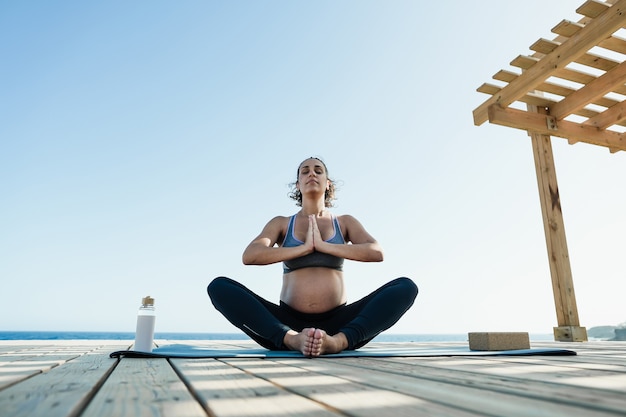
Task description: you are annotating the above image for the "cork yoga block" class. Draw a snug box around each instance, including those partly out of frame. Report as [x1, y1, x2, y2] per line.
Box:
[468, 332, 530, 351]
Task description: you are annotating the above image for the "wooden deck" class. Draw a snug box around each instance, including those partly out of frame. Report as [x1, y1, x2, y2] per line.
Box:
[1, 339, 625, 417]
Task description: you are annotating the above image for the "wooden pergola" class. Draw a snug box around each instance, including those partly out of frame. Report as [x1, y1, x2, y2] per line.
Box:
[473, 0, 626, 341]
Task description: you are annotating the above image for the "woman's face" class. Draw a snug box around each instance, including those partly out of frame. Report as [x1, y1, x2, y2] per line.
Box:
[297, 158, 329, 191]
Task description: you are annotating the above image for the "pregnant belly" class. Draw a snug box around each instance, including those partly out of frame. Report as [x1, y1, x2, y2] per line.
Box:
[280, 267, 346, 313]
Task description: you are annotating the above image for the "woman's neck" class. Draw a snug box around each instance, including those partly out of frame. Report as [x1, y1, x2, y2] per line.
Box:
[300, 199, 327, 217]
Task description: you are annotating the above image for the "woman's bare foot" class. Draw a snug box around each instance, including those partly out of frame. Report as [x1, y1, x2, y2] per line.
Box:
[283, 328, 318, 356]
[318, 330, 349, 356]
[283, 328, 349, 357]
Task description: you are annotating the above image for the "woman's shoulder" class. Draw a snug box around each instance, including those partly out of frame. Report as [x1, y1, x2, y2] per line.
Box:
[335, 213, 360, 224]
[270, 213, 297, 222]
[263, 214, 294, 231]
[334, 214, 363, 237]
[254, 215, 292, 245]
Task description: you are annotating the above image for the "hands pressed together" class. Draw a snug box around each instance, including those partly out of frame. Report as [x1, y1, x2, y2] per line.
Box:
[303, 214, 325, 255]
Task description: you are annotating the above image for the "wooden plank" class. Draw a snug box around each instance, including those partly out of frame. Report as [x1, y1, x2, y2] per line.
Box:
[598, 35, 626, 55]
[527, 107, 586, 340]
[171, 358, 342, 417]
[80, 358, 208, 417]
[0, 353, 85, 390]
[0, 346, 47, 355]
[555, 73, 626, 109]
[419, 355, 626, 391]
[350, 356, 626, 415]
[222, 358, 484, 417]
[571, 50, 622, 72]
[0, 345, 127, 417]
[577, 0, 611, 18]
[487, 104, 626, 152]
[253, 357, 623, 417]
[551, 19, 585, 38]
[437, 353, 626, 385]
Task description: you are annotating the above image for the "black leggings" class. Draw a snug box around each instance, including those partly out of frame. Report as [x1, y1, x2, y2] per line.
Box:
[207, 276, 418, 350]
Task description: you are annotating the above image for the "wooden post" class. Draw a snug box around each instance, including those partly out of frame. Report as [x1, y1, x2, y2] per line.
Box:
[528, 107, 587, 342]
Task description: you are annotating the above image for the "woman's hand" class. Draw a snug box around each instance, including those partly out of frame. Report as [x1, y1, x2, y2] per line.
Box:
[311, 214, 384, 262]
[304, 215, 320, 252]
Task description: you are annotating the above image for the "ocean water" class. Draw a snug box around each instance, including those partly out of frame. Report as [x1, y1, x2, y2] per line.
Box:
[0, 331, 554, 342]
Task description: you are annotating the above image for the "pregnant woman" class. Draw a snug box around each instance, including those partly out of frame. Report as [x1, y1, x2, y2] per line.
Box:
[208, 157, 418, 357]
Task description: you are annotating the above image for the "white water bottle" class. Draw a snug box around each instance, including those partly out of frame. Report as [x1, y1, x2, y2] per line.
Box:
[133, 296, 156, 352]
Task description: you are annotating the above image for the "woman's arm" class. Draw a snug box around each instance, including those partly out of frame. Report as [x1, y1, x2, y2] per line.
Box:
[312, 215, 384, 262]
[242, 216, 314, 265]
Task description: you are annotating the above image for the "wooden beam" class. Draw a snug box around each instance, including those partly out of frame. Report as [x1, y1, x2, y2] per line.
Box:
[550, 60, 626, 119]
[528, 106, 587, 342]
[487, 105, 626, 152]
[584, 99, 626, 129]
[481, 77, 626, 126]
[473, 0, 626, 126]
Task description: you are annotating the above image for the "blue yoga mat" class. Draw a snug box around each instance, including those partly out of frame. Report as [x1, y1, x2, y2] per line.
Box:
[110, 344, 576, 359]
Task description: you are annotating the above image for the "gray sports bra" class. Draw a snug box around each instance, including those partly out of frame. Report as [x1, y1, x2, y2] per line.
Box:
[282, 214, 345, 273]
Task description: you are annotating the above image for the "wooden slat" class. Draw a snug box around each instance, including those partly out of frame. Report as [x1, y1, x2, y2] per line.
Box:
[551, 19, 585, 38]
[419, 355, 626, 391]
[0, 345, 127, 417]
[509, 54, 540, 71]
[573, 51, 621, 73]
[80, 358, 208, 417]
[551, 67, 626, 99]
[223, 358, 484, 417]
[170, 359, 343, 417]
[530, 38, 559, 55]
[0, 352, 85, 390]
[260, 357, 623, 417]
[577, 0, 611, 18]
[362, 356, 626, 414]
[597, 35, 626, 54]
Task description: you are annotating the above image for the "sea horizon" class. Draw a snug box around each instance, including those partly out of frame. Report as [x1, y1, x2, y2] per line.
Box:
[0, 331, 555, 342]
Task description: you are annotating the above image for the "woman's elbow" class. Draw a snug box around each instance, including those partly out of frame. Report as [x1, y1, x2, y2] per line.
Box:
[242, 250, 256, 265]
[369, 245, 384, 262]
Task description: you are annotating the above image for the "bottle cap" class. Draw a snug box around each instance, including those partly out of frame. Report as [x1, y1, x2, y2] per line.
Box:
[142, 296, 155, 306]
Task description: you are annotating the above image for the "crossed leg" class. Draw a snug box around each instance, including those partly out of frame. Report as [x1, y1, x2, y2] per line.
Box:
[208, 276, 417, 355]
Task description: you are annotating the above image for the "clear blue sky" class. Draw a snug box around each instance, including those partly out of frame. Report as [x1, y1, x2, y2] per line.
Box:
[2, 1, 624, 336]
